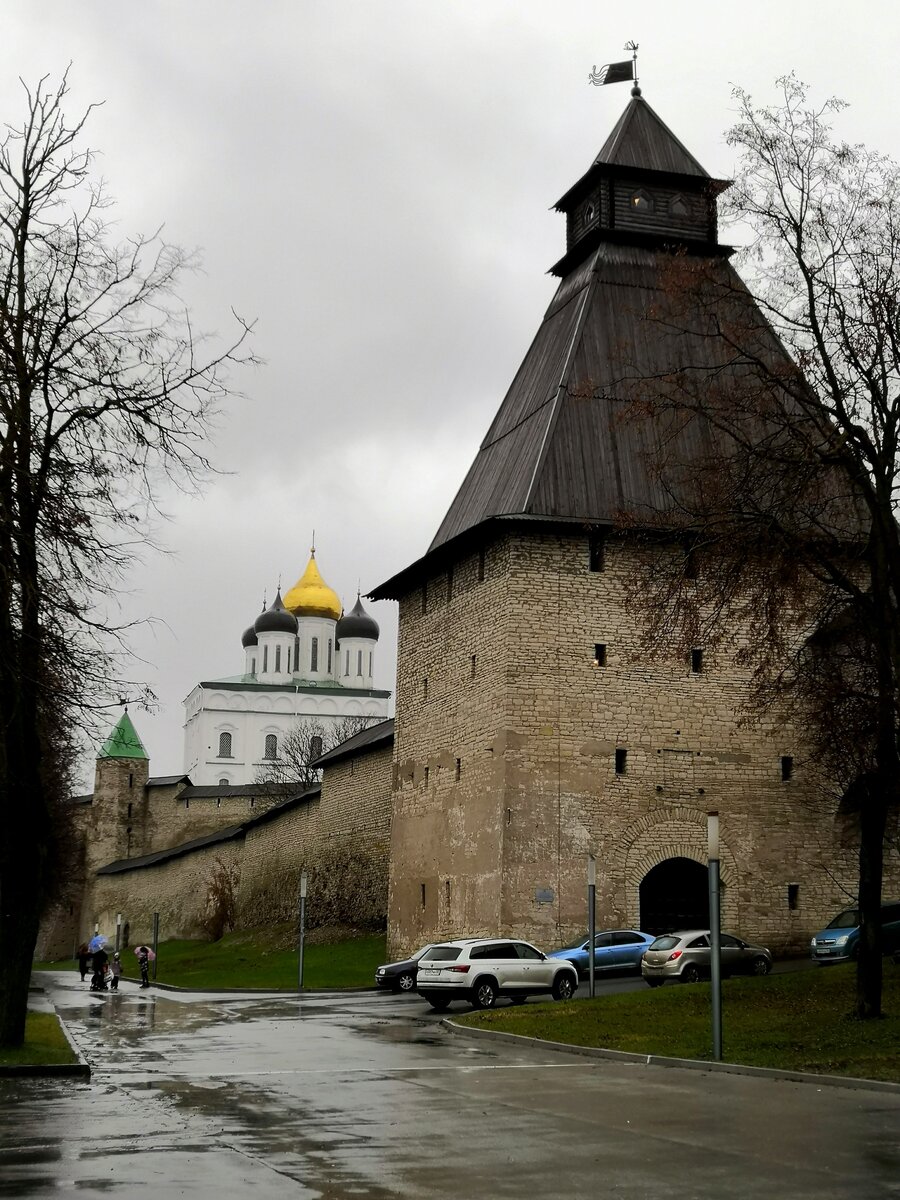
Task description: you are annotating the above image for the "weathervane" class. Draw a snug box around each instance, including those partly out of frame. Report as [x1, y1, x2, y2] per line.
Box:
[589, 40, 640, 95]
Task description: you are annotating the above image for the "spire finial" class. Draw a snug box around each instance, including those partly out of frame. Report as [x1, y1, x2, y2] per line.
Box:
[311, 529, 316, 556]
[262, 590, 267, 610]
[625, 40, 639, 92]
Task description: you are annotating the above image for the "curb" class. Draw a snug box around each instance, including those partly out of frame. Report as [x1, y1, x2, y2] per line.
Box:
[0, 1011, 91, 1080]
[442, 1019, 900, 1095]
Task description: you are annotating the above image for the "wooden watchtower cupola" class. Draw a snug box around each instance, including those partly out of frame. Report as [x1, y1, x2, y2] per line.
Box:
[550, 87, 731, 277]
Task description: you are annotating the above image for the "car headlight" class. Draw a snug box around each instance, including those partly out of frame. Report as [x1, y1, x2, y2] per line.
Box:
[835, 935, 849, 946]
[377, 968, 385, 974]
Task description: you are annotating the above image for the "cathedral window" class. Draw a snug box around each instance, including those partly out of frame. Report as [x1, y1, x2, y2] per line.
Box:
[345, 649, 350, 675]
[250, 655, 256, 675]
[615, 748, 627, 775]
[368, 651, 373, 676]
[218, 780, 228, 788]
[328, 638, 333, 673]
[218, 732, 233, 758]
[470, 654, 477, 677]
[691, 648, 703, 673]
[593, 643, 607, 668]
[357, 650, 363, 676]
[294, 636, 301, 672]
[781, 755, 793, 782]
[264, 734, 278, 760]
[311, 637, 319, 672]
[310, 735, 323, 760]
[788, 883, 799, 910]
[455, 758, 461, 781]
[423, 676, 428, 701]
[275, 645, 281, 672]
[263, 645, 268, 673]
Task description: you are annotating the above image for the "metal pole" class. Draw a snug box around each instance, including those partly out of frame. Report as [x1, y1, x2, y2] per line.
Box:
[298, 871, 308, 991]
[115, 912, 122, 954]
[152, 912, 159, 981]
[588, 855, 596, 999]
[707, 812, 723, 1061]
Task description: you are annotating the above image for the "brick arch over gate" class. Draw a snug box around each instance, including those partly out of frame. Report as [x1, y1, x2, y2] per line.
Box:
[615, 806, 740, 931]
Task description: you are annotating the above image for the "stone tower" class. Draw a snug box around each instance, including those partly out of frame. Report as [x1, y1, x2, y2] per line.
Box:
[371, 91, 864, 957]
[86, 711, 150, 877]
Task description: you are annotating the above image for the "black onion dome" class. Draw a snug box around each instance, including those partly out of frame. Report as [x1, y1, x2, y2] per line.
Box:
[336, 594, 379, 642]
[241, 623, 258, 648]
[254, 589, 298, 635]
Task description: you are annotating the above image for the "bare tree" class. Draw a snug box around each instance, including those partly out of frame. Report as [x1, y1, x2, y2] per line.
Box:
[255, 716, 378, 790]
[610, 77, 900, 1017]
[0, 73, 253, 1046]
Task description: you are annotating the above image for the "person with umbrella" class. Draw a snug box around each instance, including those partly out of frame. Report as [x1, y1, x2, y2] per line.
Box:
[135, 944, 154, 989]
[90, 937, 109, 991]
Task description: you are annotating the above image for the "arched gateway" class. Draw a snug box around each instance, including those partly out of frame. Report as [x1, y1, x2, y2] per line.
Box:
[640, 857, 709, 934]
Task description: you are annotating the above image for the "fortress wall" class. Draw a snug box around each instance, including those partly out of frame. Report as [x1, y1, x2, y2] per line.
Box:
[387, 529, 898, 957]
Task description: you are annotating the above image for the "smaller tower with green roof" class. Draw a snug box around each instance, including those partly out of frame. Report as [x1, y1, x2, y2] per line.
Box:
[88, 710, 150, 872]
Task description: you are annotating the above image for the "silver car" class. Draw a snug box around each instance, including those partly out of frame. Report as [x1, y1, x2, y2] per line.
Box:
[641, 930, 773, 986]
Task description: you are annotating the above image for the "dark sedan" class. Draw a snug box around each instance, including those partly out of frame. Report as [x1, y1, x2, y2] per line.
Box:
[375, 945, 436, 992]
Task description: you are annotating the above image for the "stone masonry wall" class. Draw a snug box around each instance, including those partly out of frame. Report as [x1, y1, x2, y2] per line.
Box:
[387, 528, 900, 957]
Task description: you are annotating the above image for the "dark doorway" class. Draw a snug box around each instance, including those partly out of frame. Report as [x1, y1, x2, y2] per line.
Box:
[640, 857, 709, 934]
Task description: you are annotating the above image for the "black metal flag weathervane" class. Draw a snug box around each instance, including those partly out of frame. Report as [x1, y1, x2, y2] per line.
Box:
[588, 41, 639, 92]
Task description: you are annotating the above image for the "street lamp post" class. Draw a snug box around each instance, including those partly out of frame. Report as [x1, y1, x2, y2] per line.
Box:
[707, 811, 723, 1061]
[298, 871, 308, 991]
[587, 856, 596, 999]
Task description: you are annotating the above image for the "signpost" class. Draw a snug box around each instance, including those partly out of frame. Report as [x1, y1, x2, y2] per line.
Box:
[707, 812, 723, 1060]
[298, 871, 308, 991]
[151, 912, 159, 982]
[588, 855, 597, 999]
[115, 912, 122, 953]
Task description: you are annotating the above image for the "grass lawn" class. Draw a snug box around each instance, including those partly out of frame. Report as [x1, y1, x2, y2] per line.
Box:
[455, 962, 900, 1082]
[0, 1011, 77, 1068]
[34, 927, 387, 991]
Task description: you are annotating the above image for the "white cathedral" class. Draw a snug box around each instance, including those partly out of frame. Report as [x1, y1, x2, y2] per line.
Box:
[182, 548, 391, 785]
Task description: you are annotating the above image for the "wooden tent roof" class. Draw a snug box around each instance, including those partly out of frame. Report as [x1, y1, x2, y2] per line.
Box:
[370, 96, 804, 601]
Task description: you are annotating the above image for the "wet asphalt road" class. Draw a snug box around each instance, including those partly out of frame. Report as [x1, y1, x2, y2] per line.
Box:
[3, 973, 900, 1199]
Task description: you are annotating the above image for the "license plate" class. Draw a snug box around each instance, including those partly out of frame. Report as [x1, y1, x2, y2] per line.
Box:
[419, 969, 439, 978]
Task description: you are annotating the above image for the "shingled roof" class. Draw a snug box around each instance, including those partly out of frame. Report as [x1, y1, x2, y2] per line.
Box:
[370, 95, 792, 601]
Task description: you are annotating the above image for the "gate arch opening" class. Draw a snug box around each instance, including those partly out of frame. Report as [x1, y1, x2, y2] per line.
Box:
[640, 856, 709, 934]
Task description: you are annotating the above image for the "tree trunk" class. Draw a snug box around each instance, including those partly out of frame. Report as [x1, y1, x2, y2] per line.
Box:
[855, 783, 886, 1019]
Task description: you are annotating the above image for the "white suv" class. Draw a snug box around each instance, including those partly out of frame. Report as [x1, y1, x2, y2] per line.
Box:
[416, 938, 579, 1011]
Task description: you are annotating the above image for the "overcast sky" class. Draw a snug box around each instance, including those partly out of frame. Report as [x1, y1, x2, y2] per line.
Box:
[4, 2, 899, 785]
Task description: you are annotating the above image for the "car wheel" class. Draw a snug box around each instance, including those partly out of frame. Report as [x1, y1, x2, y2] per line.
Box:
[472, 978, 498, 1009]
[750, 956, 771, 976]
[645, 978, 664, 988]
[552, 973, 577, 1001]
[425, 996, 450, 1012]
[681, 964, 701, 984]
[397, 972, 415, 992]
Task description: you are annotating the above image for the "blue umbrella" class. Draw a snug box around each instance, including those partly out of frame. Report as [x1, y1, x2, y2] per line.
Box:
[88, 934, 108, 952]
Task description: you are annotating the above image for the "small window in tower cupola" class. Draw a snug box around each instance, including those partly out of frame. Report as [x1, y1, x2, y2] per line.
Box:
[275, 645, 281, 672]
[328, 638, 333, 673]
[311, 637, 319, 672]
[368, 651, 373, 676]
[345, 649, 350, 675]
[631, 189, 653, 213]
[264, 734, 278, 760]
[263, 646, 268, 673]
[669, 194, 688, 217]
[357, 650, 363, 676]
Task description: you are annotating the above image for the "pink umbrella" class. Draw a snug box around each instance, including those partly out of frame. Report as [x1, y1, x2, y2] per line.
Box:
[134, 945, 157, 961]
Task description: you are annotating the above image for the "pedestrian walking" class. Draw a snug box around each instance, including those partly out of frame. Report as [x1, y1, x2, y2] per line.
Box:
[89, 949, 109, 991]
[136, 945, 150, 988]
[110, 953, 122, 991]
[77, 943, 90, 982]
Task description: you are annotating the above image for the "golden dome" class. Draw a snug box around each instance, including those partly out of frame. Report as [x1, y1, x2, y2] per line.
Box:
[283, 551, 342, 621]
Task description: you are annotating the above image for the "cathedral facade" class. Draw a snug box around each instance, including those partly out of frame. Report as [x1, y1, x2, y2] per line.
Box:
[183, 549, 391, 785]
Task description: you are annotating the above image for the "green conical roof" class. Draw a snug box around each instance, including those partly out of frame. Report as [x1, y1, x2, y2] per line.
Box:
[98, 711, 149, 760]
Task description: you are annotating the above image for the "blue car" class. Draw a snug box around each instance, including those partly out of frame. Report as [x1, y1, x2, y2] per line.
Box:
[549, 929, 656, 978]
[810, 901, 900, 964]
